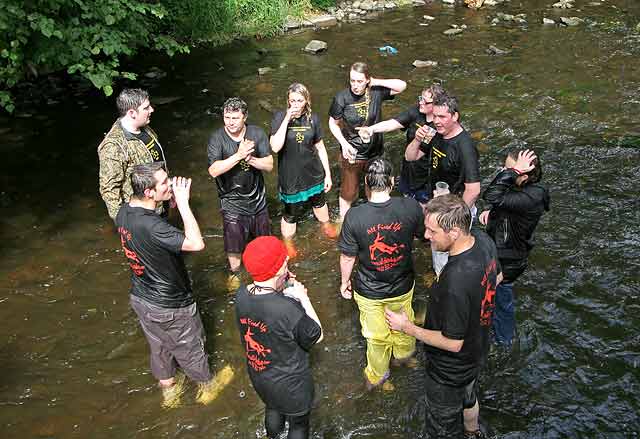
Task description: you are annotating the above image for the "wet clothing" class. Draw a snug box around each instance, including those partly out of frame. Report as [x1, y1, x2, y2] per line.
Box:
[483, 168, 550, 346]
[424, 373, 479, 439]
[235, 285, 321, 416]
[130, 295, 211, 382]
[338, 157, 368, 202]
[271, 111, 325, 202]
[116, 204, 192, 309]
[329, 86, 394, 160]
[221, 209, 271, 254]
[421, 129, 480, 196]
[282, 191, 326, 224]
[265, 408, 310, 439]
[354, 288, 416, 384]
[424, 230, 500, 387]
[483, 168, 550, 282]
[393, 105, 435, 193]
[116, 204, 210, 383]
[338, 197, 425, 300]
[98, 120, 166, 220]
[207, 125, 271, 216]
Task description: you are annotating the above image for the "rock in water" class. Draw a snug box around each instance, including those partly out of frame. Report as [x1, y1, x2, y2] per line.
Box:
[443, 28, 464, 35]
[487, 45, 510, 55]
[560, 16, 583, 26]
[465, 0, 485, 9]
[258, 67, 273, 75]
[311, 15, 337, 27]
[543, 18, 556, 25]
[304, 40, 328, 54]
[413, 60, 438, 68]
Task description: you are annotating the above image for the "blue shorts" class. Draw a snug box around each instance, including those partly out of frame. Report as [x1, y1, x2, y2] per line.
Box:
[398, 178, 430, 204]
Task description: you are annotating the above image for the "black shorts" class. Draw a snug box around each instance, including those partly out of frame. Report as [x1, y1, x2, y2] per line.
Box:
[222, 209, 271, 254]
[424, 372, 479, 438]
[282, 192, 326, 224]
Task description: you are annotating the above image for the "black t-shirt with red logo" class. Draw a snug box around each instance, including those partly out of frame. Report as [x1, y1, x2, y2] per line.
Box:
[329, 86, 394, 160]
[235, 285, 322, 416]
[338, 197, 425, 300]
[115, 204, 192, 309]
[424, 230, 501, 387]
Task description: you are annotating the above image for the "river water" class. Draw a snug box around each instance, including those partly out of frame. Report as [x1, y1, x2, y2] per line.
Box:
[1, 0, 639, 437]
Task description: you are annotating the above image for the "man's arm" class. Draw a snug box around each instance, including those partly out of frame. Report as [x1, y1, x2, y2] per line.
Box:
[98, 141, 127, 220]
[171, 177, 205, 251]
[315, 140, 332, 192]
[207, 139, 254, 178]
[284, 280, 324, 343]
[405, 136, 426, 161]
[246, 154, 273, 172]
[385, 309, 464, 352]
[329, 116, 356, 161]
[369, 77, 407, 95]
[339, 254, 356, 299]
[462, 182, 481, 208]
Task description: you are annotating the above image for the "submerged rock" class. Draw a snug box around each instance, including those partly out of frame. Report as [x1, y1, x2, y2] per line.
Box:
[543, 17, 556, 24]
[443, 28, 464, 35]
[304, 40, 328, 54]
[560, 16, 583, 26]
[413, 60, 438, 68]
[487, 45, 510, 55]
[552, 0, 574, 8]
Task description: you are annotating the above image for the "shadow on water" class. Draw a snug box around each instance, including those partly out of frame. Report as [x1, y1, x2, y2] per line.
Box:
[1, 0, 640, 437]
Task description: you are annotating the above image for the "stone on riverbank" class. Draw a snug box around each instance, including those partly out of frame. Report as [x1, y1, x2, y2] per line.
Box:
[465, 0, 485, 9]
[553, 0, 574, 9]
[310, 15, 337, 27]
[304, 40, 328, 54]
[543, 17, 556, 25]
[413, 60, 438, 68]
[442, 0, 455, 4]
[560, 16, 583, 26]
[286, 17, 302, 30]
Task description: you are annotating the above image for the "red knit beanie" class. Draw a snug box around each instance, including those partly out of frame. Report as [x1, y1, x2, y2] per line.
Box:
[242, 236, 287, 282]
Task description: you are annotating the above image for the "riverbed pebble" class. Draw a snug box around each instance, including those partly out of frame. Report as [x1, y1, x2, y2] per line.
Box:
[413, 60, 438, 68]
[560, 16, 583, 26]
[553, 0, 574, 9]
[304, 40, 328, 54]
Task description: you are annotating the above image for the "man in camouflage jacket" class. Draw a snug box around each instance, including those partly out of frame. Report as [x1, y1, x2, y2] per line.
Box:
[98, 88, 167, 220]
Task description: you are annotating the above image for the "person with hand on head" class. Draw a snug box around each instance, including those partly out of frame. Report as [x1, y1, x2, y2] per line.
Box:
[235, 236, 323, 439]
[270, 83, 335, 258]
[385, 194, 501, 439]
[207, 97, 274, 291]
[479, 148, 550, 347]
[116, 162, 226, 408]
[358, 84, 445, 207]
[328, 62, 406, 220]
[98, 88, 168, 221]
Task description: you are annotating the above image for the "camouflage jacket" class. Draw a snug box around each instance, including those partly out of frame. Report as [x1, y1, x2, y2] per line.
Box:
[97, 120, 167, 220]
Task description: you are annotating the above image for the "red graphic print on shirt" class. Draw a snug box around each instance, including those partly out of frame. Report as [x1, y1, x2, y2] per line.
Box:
[479, 259, 497, 326]
[239, 317, 271, 372]
[366, 223, 405, 272]
[118, 226, 145, 276]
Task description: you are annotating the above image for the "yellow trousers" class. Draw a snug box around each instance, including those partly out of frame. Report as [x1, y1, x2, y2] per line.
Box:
[354, 287, 416, 385]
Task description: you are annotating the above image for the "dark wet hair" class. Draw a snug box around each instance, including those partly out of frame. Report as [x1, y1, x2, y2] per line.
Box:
[507, 148, 543, 184]
[116, 88, 149, 117]
[223, 97, 248, 116]
[423, 83, 446, 101]
[131, 162, 166, 198]
[425, 194, 471, 234]
[433, 92, 459, 116]
[365, 158, 393, 191]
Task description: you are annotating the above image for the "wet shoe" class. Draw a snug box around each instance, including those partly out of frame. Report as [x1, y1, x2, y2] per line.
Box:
[195, 364, 235, 405]
[226, 272, 241, 293]
[365, 370, 391, 391]
[320, 222, 338, 239]
[161, 373, 186, 409]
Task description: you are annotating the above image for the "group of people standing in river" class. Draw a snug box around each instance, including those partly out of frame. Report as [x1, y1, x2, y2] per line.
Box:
[97, 61, 550, 438]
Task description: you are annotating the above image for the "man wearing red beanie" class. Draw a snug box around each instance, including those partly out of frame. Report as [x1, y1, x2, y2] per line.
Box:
[235, 236, 323, 439]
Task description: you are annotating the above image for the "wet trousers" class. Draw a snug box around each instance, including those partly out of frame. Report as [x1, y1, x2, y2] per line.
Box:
[265, 408, 310, 439]
[353, 288, 416, 385]
[492, 282, 515, 346]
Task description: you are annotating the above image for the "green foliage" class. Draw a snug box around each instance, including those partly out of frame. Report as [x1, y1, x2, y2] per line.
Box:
[0, 0, 188, 112]
[163, 0, 311, 43]
[310, 0, 337, 9]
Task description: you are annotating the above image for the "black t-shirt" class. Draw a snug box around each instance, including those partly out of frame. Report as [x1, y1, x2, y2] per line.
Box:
[235, 285, 322, 415]
[424, 230, 501, 387]
[207, 125, 271, 215]
[115, 204, 193, 309]
[394, 105, 435, 190]
[134, 129, 162, 162]
[270, 111, 325, 196]
[329, 86, 394, 160]
[338, 197, 425, 299]
[420, 129, 480, 196]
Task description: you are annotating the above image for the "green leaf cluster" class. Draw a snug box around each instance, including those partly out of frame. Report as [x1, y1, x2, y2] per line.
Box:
[0, 0, 188, 112]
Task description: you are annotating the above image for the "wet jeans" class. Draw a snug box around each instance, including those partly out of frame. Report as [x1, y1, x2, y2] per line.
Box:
[492, 282, 515, 346]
